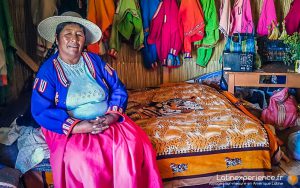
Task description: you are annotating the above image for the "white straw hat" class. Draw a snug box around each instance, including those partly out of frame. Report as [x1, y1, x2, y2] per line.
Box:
[37, 11, 102, 44]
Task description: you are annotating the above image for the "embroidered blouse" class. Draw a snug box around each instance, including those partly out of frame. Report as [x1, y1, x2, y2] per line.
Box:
[58, 56, 108, 120]
[31, 52, 128, 135]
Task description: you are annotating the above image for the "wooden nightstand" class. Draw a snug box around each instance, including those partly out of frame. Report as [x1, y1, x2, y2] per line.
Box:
[225, 72, 300, 94]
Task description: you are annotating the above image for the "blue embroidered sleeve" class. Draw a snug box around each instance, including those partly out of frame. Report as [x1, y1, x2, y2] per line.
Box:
[95, 54, 128, 117]
[31, 65, 79, 135]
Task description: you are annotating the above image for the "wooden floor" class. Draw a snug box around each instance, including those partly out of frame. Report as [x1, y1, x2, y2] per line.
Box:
[273, 157, 300, 176]
[272, 125, 300, 176]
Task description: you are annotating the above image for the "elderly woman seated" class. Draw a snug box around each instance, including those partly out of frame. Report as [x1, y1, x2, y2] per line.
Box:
[31, 12, 162, 188]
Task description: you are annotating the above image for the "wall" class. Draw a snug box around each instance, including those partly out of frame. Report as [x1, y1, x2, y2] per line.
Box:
[7, 0, 294, 98]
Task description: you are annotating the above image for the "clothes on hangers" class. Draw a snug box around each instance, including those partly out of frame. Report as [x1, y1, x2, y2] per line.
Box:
[231, 0, 254, 34]
[140, 0, 160, 69]
[285, 0, 300, 35]
[178, 0, 205, 59]
[108, 0, 144, 58]
[87, 0, 115, 54]
[257, 0, 277, 36]
[194, 0, 219, 67]
[148, 0, 182, 67]
[219, 0, 232, 37]
[0, 39, 7, 86]
[0, 0, 16, 104]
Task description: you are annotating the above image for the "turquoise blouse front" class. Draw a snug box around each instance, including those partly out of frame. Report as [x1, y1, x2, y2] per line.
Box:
[58, 56, 108, 120]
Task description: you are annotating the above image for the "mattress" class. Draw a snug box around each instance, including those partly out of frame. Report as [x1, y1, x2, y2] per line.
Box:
[127, 83, 272, 187]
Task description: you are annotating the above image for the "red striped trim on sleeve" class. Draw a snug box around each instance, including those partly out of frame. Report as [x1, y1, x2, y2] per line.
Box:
[62, 117, 81, 136]
[38, 79, 48, 93]
[82, 52, 96, 78]
[105, 64, 114, 76]
[53, 59, 69, 87]
[33, 78, 39, 89]
[107, 106, 124, 114]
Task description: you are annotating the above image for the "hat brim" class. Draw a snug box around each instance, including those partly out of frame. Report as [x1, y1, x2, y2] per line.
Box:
[38, 16, 102, 44]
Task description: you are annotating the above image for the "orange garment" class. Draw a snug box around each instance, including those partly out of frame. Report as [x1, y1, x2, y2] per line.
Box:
[178, 0, 205, 58]
[87, 0, 115, 54]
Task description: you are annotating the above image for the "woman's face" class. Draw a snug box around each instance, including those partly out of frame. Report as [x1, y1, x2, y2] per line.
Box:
[56, 23, 86, 60]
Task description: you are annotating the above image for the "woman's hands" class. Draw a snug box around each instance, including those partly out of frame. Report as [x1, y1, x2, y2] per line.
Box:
[71, 113, 120, 134]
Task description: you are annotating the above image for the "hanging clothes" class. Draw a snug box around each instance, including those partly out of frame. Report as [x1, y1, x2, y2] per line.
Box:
[87, 0, 115, 54]
[148, 0, 182, 67]
[108, 0, 144, 58]
[219, 0, 232, 37]
[231, 0, 254, 34]
[0, 0, 16, 104]
[140, 0, 160, 69]
[178, 0, 205, 59]
[31, 0, 58, 58]
[0, 39, 7, 86]
[285, 0, 300, 35]
[194, 0, 219, 67]
[257, 0, 277, 36]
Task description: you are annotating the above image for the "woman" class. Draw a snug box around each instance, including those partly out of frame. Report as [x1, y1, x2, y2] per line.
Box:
[31, 12, 163, 188]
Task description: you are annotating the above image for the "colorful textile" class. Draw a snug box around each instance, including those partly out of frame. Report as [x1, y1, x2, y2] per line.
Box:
[257, 0, 277, 36]
[31, 52, 128, 135]
[194, 0, 219, 66]
[219, 0, 232, 37]
[87, 0, 115, 54]
[261, 88, 298, 130]
[285, 0, 300, 35]
[178, 0, 205, 58]
[42, 115, 163, 188]
[108, 0, 144, 58]
[126, 83, 272, 187]
[0, 38, 7, 86]
[140, 0, 160, 69]
[0, 0, 16, 104]
[231, 0, 254, 34]
[31, 0, 58, 57]
[148, 0, 182, 67]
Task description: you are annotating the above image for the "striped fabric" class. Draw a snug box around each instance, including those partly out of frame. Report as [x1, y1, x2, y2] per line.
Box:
[224, 33, 255, 53]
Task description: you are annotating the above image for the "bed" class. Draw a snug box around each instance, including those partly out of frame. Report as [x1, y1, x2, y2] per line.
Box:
[126, 83, 274, 187]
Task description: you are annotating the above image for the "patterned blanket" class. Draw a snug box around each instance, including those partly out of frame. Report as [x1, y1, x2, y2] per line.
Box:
[127, 83, 272, 187]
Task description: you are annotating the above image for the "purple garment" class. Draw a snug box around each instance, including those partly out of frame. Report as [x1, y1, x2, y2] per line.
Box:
[231, 0, 254, 34]
[285, 0, 300, 35]
[257, 0, 277, 36]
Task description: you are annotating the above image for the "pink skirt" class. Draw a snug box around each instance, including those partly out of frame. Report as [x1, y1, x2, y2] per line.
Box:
[42, 115, 163, 188]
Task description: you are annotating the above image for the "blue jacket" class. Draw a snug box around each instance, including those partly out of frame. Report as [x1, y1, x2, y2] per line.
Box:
[31, 52, 128, 135]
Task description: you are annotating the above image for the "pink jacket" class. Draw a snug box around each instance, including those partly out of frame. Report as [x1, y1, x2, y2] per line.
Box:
[148, 0, 182, 65]
[285, 0, 300, 35]
[231, 0, 254, 34]
[257, 0, 277, 36]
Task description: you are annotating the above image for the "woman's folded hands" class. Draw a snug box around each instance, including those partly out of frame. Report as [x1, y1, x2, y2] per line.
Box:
[71, 113, 120, 134]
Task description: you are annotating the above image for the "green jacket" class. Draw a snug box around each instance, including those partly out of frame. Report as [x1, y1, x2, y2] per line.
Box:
[109, 0, 144, 53]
